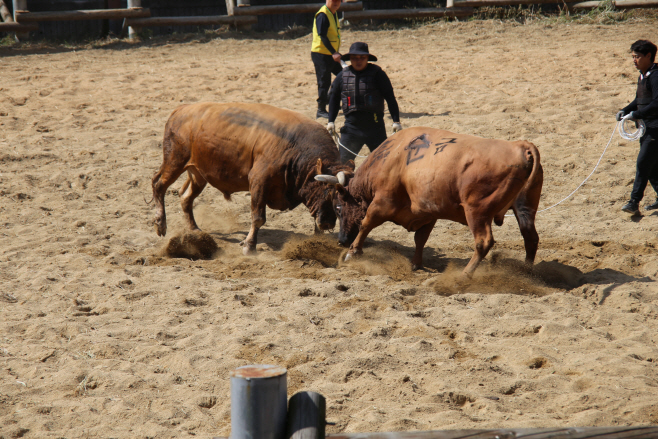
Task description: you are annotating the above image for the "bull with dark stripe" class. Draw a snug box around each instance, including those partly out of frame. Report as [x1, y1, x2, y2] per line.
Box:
[151, 102, 353, 254]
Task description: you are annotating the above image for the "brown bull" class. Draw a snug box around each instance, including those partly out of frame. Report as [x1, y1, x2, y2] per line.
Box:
[316, 127, 543, 276]
[151, 102, 351, 254]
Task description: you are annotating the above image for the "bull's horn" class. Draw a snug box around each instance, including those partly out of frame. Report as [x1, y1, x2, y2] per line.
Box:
[315, 174, 339, 185]
[337, 171, 346, 186]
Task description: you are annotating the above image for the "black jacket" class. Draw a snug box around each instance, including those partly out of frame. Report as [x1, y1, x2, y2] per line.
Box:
[328, 64, 400, 128]
[623, 63, 658, 129]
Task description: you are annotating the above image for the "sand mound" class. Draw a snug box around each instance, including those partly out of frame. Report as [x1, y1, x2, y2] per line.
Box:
[163, 230, 219, 259]
[339, 244, 413, 280]
[281, 235, 343, 267]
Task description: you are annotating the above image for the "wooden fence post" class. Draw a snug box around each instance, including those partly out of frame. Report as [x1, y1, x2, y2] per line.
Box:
[0, 0, 14, 23]
[127, 0, 141, 40]
[11, 0, 28, 40]
[230, 365, 287, 439]
[225, 0, 252, 30]
[225, 0, 235, 16]
[286, 391, 326, 439]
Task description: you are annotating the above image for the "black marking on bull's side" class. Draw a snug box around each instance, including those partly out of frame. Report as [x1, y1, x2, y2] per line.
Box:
[220, 108, 300, 146]
[433, 138, 458, 155]
[369, 138, 394, 163]
[404, 134, 431, 165]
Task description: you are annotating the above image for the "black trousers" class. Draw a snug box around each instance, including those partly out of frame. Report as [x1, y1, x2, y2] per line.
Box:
[311, 51, 342, 108]
[338, 120, 387, 164]
[630, 127, 658, 202]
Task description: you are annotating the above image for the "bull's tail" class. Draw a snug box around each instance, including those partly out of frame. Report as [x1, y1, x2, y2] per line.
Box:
[515, 142, 542, 223]
[513, 142, 543, 265]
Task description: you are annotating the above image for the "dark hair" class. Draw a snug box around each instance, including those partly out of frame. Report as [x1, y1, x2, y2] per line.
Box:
[630, 40, 657, 63]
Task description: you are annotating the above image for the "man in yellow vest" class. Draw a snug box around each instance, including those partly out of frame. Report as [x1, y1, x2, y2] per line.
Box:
[311, 0, 343, 119]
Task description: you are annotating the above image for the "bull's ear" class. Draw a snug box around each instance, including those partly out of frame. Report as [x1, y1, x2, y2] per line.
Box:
[316, 158, 323, 175]
[346, 159, 356, 171]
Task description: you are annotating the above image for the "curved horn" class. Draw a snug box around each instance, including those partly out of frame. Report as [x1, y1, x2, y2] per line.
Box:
[315, 174, 340, 185]
[337, 171, 346, 187]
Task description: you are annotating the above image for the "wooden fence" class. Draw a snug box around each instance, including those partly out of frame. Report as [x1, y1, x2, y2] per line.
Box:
[3, 0, 658, 40]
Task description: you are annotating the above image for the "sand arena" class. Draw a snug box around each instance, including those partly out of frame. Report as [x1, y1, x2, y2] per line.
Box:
[1, 18, 658, 438]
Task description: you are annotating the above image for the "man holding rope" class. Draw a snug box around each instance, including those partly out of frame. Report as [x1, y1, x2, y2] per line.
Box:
[617, 40, 658, 215]
[326, 42, 402, 164]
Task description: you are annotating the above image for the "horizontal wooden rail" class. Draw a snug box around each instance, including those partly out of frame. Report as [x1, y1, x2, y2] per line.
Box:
[454, 0, 566, 6]
[213, 425, 658, 439]
[571, 0, 658, 7]
[125, 15, 257, 27]
[233, 2, 363, 16]
[328, 427, 658, 438]
[0, 21, 38, 31]
[15, 7, 149, 23]
[343, 7, 474, 20]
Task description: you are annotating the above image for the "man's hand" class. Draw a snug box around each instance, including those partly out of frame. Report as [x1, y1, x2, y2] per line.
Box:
[616, 111, 625, 121]
[392, 122, 402, 133]
[626, 111, 640, 122]
[327, 122, 336, 135]
[332, 52, 342, 63]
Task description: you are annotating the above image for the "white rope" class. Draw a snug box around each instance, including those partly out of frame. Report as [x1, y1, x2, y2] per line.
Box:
[505, 120, 623, 217]
[618, 114, 646, 141]
[332, 132, 369, 158]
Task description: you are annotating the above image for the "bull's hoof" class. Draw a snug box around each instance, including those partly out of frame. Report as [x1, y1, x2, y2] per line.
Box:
[344, 249, 362, 262]
[155, 223, 167, 237]
[411, 263, 423, 271]
[242, 245, 256, 256]
[460, 271, 474, 281]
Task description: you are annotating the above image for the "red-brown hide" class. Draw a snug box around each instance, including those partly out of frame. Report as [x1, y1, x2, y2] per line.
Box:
[151, 102, 349, 254]
[330, 127, 543, 276]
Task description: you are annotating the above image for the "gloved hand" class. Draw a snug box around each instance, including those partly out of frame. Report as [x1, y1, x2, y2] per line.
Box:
[327, 122, 335, 136]
[392, 122, 402, 133]
[616, 111, 625, 121]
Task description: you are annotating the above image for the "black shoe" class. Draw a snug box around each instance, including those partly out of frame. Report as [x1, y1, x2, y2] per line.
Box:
[316, 109, 329, 119]
[645, 199, 658, 210]
[621, 201, 640, 215]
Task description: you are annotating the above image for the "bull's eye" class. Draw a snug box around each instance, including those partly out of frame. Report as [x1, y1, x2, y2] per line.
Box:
[336, 205, 342, 216]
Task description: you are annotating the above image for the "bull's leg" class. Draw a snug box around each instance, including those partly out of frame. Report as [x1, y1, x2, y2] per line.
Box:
[463, 211, 495, 277]
[412, 221, 437, 271]
[152, 165, 186, 237]
[180, 169, 208, 232]
[345, 208, 386, 261]
[513, 205, 539, 267]
[240, 195, 266, 256]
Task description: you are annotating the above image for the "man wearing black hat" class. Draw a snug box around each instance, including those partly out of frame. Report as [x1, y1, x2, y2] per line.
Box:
[326, 42, 402, 164]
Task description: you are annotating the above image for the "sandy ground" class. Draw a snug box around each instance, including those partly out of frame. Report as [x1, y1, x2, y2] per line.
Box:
[2, 18, 658, 439]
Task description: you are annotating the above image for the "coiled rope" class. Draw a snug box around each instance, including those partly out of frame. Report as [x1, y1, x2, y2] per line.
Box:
[618, 114, 646, 141]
